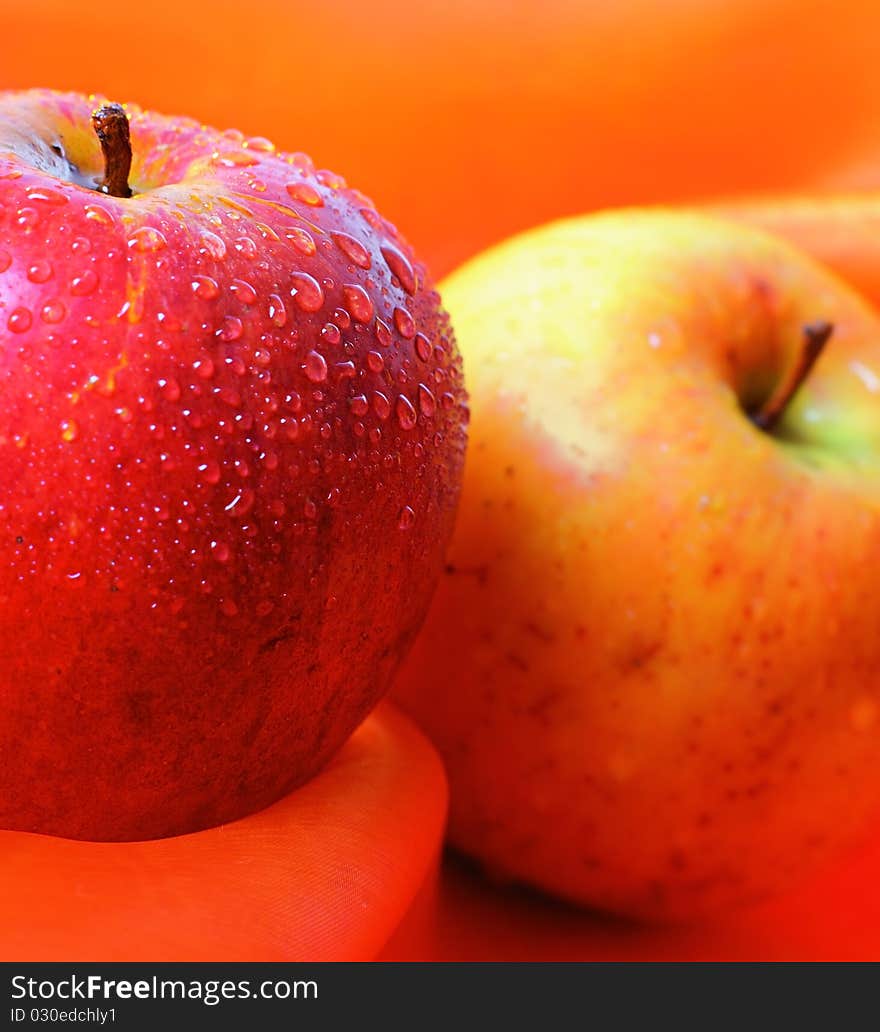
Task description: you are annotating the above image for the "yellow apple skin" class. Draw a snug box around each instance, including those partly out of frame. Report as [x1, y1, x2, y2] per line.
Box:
[392, 211, 880, 920]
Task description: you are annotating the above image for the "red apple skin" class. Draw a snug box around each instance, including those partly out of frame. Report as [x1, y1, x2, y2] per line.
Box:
[0, 90, 467, 841]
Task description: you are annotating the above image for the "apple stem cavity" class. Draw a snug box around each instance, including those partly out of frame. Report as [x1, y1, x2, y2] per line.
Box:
[751, 320, 833, 433]
[91, 103, 133, 198]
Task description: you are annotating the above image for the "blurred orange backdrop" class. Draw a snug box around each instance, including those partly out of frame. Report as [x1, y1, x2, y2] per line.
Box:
[3, 0, 880, 276]
[5, 0, 880, 961]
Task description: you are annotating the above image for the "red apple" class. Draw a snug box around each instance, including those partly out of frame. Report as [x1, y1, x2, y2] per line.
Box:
[0, 89, 467, 841]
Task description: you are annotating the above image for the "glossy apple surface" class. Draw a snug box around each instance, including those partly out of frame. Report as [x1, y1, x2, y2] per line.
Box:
[0, 90, 467, 841]
[393, 210, 880, 919]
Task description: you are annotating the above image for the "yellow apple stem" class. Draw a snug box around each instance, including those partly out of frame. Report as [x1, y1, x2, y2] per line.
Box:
[91, 103, 132, 198]
[751, 320, 833, 433]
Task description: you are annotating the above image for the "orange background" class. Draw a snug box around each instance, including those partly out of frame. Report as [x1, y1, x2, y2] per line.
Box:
[3, 0, 880, 960]
[3, 0, 880, 277]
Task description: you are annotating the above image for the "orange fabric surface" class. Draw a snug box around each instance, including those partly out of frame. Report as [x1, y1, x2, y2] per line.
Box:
[383, 825, 880, 960]
[0, 704, 447, 961]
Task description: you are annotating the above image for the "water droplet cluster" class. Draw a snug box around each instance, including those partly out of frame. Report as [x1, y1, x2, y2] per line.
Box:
[0, 91, 469, 625]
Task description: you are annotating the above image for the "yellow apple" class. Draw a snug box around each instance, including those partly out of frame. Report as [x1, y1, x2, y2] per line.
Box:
[393, 210, 880, 920]
[713, 194, 880, 310]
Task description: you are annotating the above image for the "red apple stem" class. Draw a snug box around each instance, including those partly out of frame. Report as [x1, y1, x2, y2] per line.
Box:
[91, 103, 133, 198]
[751, 320, 833, 433]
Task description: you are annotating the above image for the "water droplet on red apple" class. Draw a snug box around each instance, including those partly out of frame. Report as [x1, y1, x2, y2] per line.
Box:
[317, 169, 346, 190]
[381, 245, 416, 294]
[26, 186, 67, 206]
[267, 293, 287, 327]
[366, 350, 384, 373]
[254, 221, 280, 241]
[396, 394, 417, 430]
[198, 459, 221, 484]
[70, 270, 98, 296]
[398, 506, 415, 530]
[286, 181, 324, 207]
[225, 487, 255, 516]
[230, 279, 257, 305]
[393, 306, 415, 339]
[217, 150, 259, 168]
[418, 383, 436, 417]
[332, 232, 371, 269]
[372, 391, 391, 420]
[41, 300, 65, 324]
[26, 260, 52, 283]
[220, 597, 239, 616]
[234, 236, 258, 259]
[84, 203, 114, 226]
[375, 318, 392, 348]
[350, 394, 369, 416]
[285, 227, 316, 256]
[290, 272, 324, 313]
[359, 205, 382, 230]
[414, 333, 431, 362]
[60, 419, 78, 442]
[192, 275, 220, 300]
[16, 207, 40, 231]
[219, 315, 243, 341]
[200, 231, 227, 260]
[194, 356, 215, 379]
[321, 323, 341, 346]
[304, 350, 328, 383]
[283, 417, 300, 440]
[246, 136, 275, 152]
[128, 226, 167, 253]
[334, 307, 351, 330]
[160, 377, 181, 401]
[342, 284, 374, 323]
[7, 308, 32, 333]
